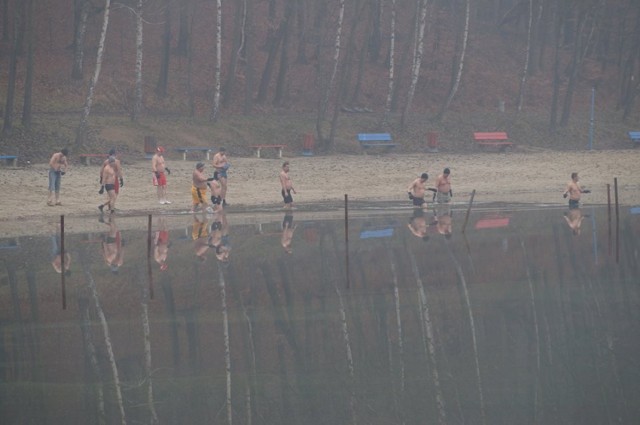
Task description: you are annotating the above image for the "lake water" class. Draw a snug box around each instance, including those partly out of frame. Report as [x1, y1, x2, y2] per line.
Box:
[1, 204, 639, 424]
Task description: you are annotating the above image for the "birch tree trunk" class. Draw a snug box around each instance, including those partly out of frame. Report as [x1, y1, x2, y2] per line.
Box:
[517, 0, 534, 112]
[131, 0, 143, 122]
[401, 0, 428, 127]
[210, 0, 223, 122]
[71, 0, 89, 80]
[438, 0, 470, 120]
[75, 0, 112, 148]
[315, 0, 345, 148]
[382, 0, 397, 125]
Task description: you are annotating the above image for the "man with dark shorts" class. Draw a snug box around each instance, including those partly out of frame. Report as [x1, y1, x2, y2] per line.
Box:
[99, 148, 124, 196]
[99, 156, 118, 213]
[212, 147, 230, 206]
[279, 161, 297, 209]
[407, 172, 433, 210]
[209, 171, 223, 212]
[563, 172, 590, 209]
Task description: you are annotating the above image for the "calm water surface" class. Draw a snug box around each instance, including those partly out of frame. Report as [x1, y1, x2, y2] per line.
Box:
[1, 205, 639, 424]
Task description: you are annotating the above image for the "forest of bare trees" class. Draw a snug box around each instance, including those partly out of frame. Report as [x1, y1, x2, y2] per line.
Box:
[1, 0, 640, 149]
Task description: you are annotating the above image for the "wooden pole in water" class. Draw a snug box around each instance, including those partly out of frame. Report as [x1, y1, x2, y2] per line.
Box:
[614, 178, 619, 264]
[607, 184, 611, 256]
[147, 214, 154, 299]
[461, 189, 476, 234]
[345, 194, 350, 289]
[61, 214, 66, 310]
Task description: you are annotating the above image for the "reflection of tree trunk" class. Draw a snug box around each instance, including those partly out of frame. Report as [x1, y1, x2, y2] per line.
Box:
[445, 241, 486, 425]
[389, 249, 405, 393]
[218, 266, 233, 425]
[408, 251, 447, 425]
[139, 267, 159, 424]
[82, 260, 127, 424]
[78, 294, 106, 424]
[75, 0, 112, 147]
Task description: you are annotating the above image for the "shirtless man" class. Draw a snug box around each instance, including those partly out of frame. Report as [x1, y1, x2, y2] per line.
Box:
[407, 172, 434, 209]
[563, 172, 590, 209]
[99, 148, 123, 196]
[152, 146, 171, 204]
[279, 161, 297, 209]
[212, 147, 230, 206]
[435, 168, 452, 204]
[191, 162, 214, 213]
[209, 171, 223, 212]
[99, 156, 118, 213]
[281, 211, 297, 253]
[47, 148, 69, 206]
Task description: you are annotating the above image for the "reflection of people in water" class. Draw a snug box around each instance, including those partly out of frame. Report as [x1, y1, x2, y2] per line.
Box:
[50, 234, 72, 275]
[407, 208, 432, 241]
[101, 215, 124, 274]
[281, 212, 297, 253]
[434, 202, 452, 239]
[564, 207, 585, 235]
[192, 212, 210, 262]
[208, 209, 231, 263]
[154, 216, 170, 271]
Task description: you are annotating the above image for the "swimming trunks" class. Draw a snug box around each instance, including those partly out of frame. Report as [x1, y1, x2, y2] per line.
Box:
[156, 172, 167, 186]
[104, 184, 115, 192]
[191, 185, 206, 205]
[282, 189, 293, 204]
[412, 196, 425, 207]
[436, 192, 451, 203]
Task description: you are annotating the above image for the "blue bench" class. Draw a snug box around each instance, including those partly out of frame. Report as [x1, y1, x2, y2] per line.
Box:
[174, 147, 213, 161]
[357, 133, 396, 152]
[628, 131, 640, 146]
[0, 155, 18, 166]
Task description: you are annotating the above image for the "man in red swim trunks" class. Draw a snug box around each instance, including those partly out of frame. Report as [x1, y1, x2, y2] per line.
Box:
[152, 146, 171, 205]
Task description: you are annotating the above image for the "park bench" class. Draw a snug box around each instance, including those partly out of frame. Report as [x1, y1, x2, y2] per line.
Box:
[357, 133, 396, 152]
[174, 147, 214, 161]
[79, 153, 108, 165]
[472, 132, 513, 151]
[249, 144, 286, 158]
[628, 131, 640, 147]
[0, 155, 18, 167]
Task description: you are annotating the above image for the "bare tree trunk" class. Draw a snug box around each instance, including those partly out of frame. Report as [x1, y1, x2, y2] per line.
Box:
[222, 0, 247, 107]
[438, 0, 470, 119]
[176, 0, 190, 56]
[131, 0, 143, 122]
[155, 0, 171, 97]
[315, 0, 345, 149]
[21, 0, 34, 129]
[75, 0, 112, 147]
[382, 0, 397, 125]
[549, 2, 564, 132]
[71, 0, 89, 80]
[210, 0, 222, 122]
[401, 0, 428, 127]
[2, 0, 21, 136]
[243, 0, 255, 114]
[369, 0, 383, 62]
[295, 0, 308, 64]
[517, 0, 534, 112]
[274, 0, 295, 106]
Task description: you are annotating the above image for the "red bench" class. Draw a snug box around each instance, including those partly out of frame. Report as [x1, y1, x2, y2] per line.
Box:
[79, 153, 109, 165]
[473, 132, 513, 151]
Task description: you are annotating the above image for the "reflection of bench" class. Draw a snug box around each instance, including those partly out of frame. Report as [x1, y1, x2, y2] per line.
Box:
[174, 147, 213, 161]
[249, 144, 286, 158]
[473, 132, 513, 151]
[628, 131, 640, 146]
[360, 228, 394, 239]
[0, 155, 18, 167]
[630, 206, 640, 215]
[79, 153, 108, 165]
[475, 216, 510, 229]
[0, 238, 19, 249]
[357, 133, 396, 152]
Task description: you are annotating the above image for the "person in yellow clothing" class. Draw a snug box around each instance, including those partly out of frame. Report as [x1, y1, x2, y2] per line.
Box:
[191, 162, 215, 213]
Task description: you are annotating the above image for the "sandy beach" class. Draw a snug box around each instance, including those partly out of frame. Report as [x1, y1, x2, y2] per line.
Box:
[0, 149, 638, 237]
